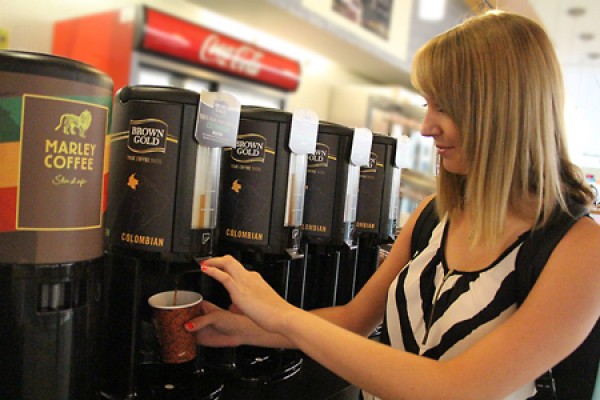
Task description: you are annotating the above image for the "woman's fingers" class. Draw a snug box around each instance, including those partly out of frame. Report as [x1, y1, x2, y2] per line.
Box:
[199, 300, 220, 314]
[229, 304, 243, 314]
[202, 255, 244, 279]
[199, 254, 290, 333]
[185, 303, 246, 347]
[186, 301, 226, 331]
[187, 304, 217, 332]
[201, 261, 237, 293]
[201, 255, 255, 298]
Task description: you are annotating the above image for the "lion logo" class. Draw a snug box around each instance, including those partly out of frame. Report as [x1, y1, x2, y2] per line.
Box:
[55, 109, 92, 138]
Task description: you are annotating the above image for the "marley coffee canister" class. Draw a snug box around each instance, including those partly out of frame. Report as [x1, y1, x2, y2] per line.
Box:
[355, 133, 401, 242]
[219, 106, 317, 257]
[302, 123, 371, 246]
[106, 86, 236, 260]
[0, 51, 113, 264]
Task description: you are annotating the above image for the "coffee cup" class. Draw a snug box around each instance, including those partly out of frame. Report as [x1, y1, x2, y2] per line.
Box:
[148, 290, 203, 364]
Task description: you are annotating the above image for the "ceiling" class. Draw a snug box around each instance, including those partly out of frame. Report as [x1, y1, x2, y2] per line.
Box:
[187, 0, 473, 86]
[185, 0, 600, 80]
[528, 0, 600, 170]
[528, 0, 600, 68]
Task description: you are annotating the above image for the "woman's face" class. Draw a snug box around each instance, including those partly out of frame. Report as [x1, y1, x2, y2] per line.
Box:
[420, 98, 467, 175]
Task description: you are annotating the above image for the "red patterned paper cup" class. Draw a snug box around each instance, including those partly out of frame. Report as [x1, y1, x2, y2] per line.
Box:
[148, 291, 203, 364]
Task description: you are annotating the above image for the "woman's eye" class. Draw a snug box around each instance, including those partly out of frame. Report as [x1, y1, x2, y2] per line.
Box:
[423, 103, 444, 113]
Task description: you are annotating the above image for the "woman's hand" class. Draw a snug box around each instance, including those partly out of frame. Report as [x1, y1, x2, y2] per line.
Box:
[185, 300, 248, 347]
[198, 255, 298, 334]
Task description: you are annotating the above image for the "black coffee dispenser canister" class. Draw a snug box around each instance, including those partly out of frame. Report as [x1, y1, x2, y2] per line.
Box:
[106, 85, 223, 259]
[354, 133, 402, 295]
[100, 86, 227, 400]
[217, 106, 317, 306]
[355, 133, 401, 242]
[302, 122, 360, 247]
[0, 51, 113, 400]
[301, 123, 372, 309]
[218, 106, 314, 259]
[212, 106, 317, 383]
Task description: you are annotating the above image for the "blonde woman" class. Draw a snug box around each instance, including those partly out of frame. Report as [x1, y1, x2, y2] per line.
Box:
[187, 11, 600, 400]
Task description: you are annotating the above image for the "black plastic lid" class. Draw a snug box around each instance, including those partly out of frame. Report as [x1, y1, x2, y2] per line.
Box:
[0, 50, 113, 89]
[317, 120, 353, 136]
[117, 85, 200, 105]
[240, 105, 292, 123]
[372, 132, 397, 144]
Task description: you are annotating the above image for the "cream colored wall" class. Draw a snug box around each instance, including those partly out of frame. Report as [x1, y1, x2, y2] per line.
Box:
[288, 64, 372, 122]
[327, 85, 424, 130]
[328, 85, 395, 128]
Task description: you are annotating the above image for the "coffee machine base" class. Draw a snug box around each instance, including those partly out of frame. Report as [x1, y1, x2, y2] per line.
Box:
[234, 347, 303, 384]
[202, 346, 303, 386]
[139, 363, 223, 400]
[97, 362, 224, 400]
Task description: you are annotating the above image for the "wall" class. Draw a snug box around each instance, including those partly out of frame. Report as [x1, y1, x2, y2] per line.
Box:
[0, 0, 376, 121]
[290, 63, 372, 122]
[564, 67, 600, 173]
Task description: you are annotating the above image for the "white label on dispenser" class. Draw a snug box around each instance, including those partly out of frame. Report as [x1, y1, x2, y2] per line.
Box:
[194, 91, 240, 148]
[289, 109, 318, 154]
[350, 127, 372, 167]
[395, 135, 411, 168]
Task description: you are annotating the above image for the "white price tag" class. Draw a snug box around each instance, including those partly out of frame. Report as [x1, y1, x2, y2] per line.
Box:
[395, 135, 411, 168]
[194, 91, 240, 148]
[289, 109, 318, 154]
[350, 127, 373, 167]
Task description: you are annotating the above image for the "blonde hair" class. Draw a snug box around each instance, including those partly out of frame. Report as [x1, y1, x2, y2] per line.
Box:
[411, 11, 593, 244]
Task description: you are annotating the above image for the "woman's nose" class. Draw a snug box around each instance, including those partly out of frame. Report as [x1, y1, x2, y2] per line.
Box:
[420, 117, 441, 137]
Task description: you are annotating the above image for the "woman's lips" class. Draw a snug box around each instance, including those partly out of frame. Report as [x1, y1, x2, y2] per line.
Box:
[436, 145, 453, 156]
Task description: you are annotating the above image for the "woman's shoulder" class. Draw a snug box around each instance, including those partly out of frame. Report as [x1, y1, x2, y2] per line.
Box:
[510, 200, 597, 286]
[554, 199, 600, 251]
[560, 215, 600, 255]
[535, 212, 600, 284]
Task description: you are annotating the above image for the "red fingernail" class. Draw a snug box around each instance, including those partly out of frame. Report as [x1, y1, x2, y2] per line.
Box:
[185, 322, 194, 331]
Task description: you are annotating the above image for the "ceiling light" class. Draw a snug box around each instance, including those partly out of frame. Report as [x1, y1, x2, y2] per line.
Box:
[579, 32, 595, 41]
[588, 52, 600, 60]
[418, 0, 447, 22]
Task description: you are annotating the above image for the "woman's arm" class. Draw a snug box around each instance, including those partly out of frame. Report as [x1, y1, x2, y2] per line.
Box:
[201, 214, 600, 399]
[188, 195, 437, 349]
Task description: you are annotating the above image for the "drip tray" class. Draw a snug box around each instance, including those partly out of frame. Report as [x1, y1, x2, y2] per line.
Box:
[235, 347, 303, 384]
[140, 363, 224, 400]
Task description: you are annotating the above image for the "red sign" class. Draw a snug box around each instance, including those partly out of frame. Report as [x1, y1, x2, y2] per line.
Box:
[142, 9, 301, 91]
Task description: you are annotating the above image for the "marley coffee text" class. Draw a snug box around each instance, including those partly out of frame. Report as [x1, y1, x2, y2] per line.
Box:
[18, 94, 107, 230]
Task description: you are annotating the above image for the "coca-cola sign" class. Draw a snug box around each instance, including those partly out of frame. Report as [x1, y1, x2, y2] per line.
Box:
[199, 35, 263, 76]
[142, 8, 301, 91]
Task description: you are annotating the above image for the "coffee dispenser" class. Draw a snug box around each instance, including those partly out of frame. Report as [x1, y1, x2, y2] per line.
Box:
[208, 106, 317, 383]
[0, 51, 112, 400]
[301, 123, 372, 309]
[99, 85, 233, 399]
[354, 134, 402, 298]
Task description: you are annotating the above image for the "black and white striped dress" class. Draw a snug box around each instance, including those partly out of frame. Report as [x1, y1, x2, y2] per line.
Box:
[369, 217, 536, 400]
